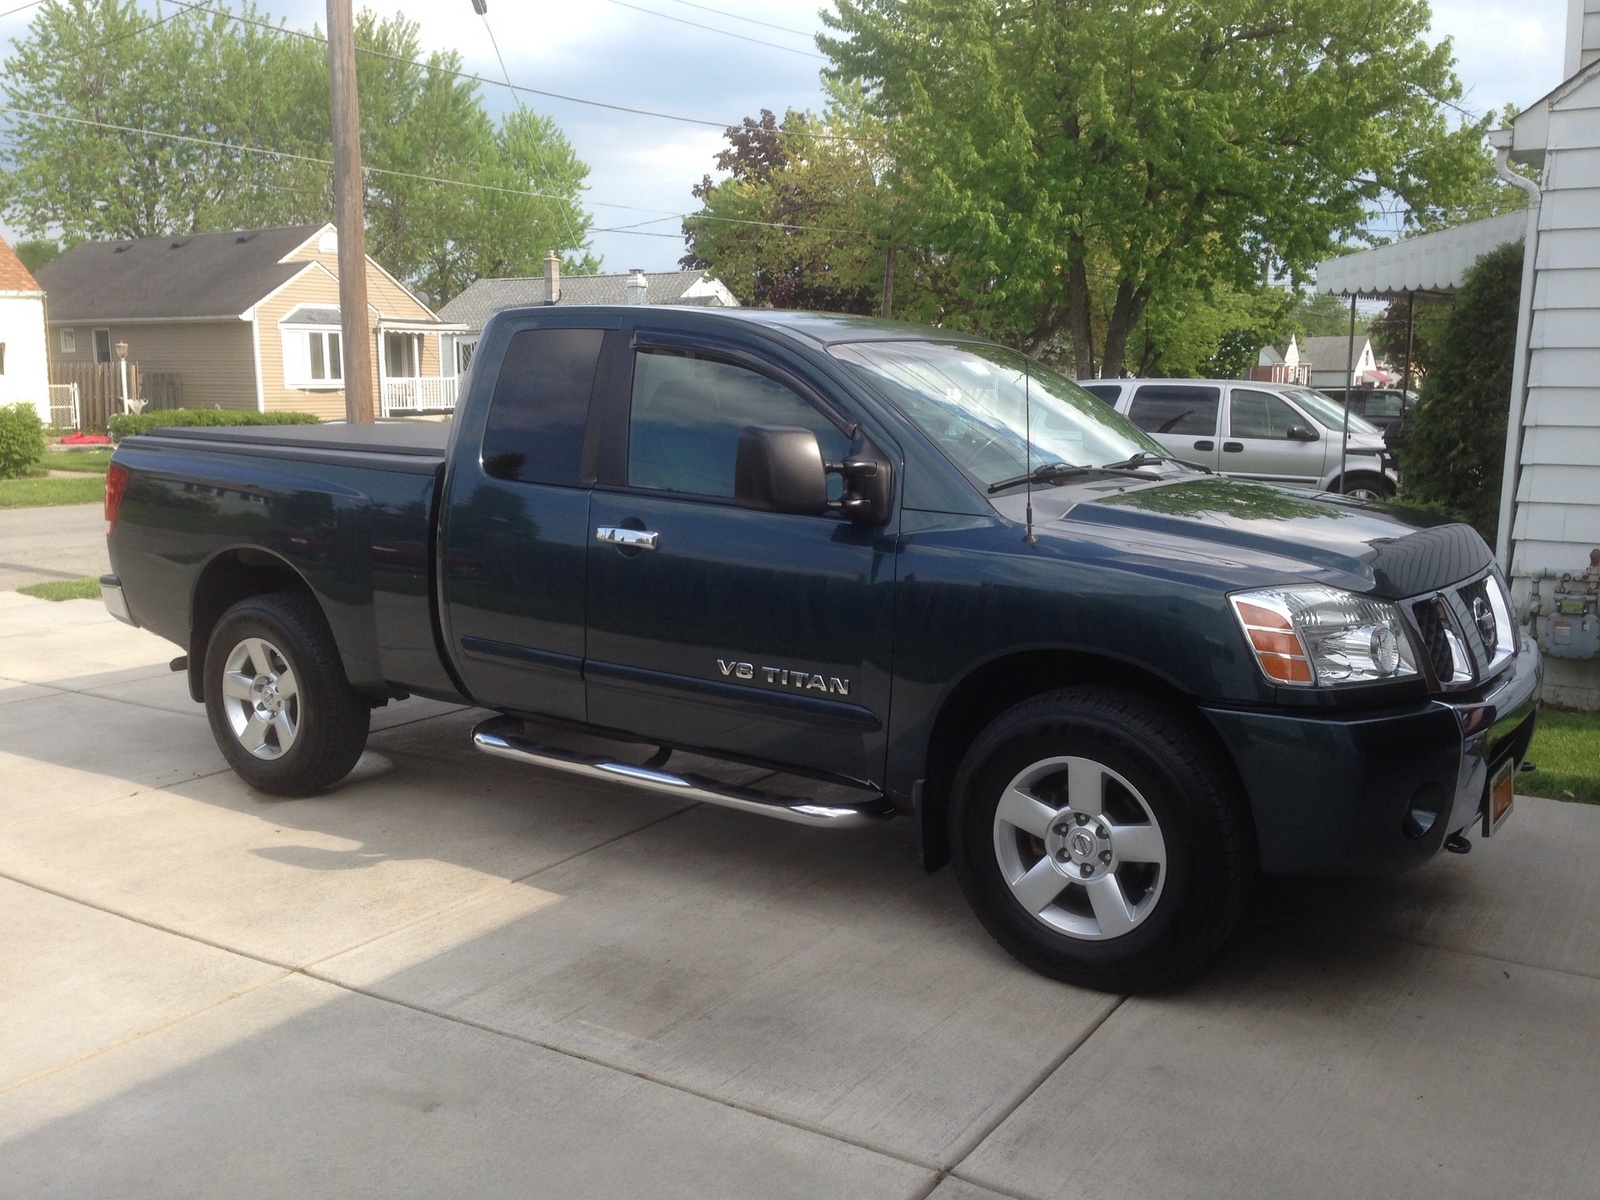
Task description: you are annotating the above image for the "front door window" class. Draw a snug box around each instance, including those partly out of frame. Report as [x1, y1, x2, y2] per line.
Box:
[384, 332, 420, 378]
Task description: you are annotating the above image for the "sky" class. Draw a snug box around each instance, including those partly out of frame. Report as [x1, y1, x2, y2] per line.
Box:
[0, 0, 1576, 273]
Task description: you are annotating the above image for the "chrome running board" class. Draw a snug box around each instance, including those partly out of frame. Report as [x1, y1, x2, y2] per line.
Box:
[471, 716, 896, 829]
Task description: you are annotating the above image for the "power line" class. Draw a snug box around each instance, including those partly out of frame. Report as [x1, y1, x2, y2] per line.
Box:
[160, 0, 877, 148]
[653, 0, 816, 39]
[0, 0, 45, 21]
[601, 0, 824, 59]
[0, 105, 877, 239]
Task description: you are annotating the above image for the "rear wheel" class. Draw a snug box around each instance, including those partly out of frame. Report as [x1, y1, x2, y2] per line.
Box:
[204, 593, 369, 795]
[951, 687, 1253, 992]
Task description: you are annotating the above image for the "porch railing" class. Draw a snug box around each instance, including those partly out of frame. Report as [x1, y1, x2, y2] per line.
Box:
[381, 375, 459, 415]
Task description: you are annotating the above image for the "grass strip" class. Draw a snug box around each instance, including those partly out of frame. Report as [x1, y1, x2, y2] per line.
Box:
[45, 449, 111, 473]
[17, 576, 102, 602]
[0, 475, 105, 508]
[1522, 710, 1600, 806]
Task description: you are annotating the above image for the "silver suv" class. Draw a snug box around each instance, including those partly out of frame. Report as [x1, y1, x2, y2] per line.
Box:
[1077, 378, 1397, 499]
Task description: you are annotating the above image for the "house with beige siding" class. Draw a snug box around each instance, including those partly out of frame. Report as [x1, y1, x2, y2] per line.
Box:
[35, 223, 466, 420]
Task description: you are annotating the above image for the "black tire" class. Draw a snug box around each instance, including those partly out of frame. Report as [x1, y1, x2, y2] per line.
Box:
[203, 593, 370, 796]
[1337, 473, 1395, 501]
[950, 687, 1254, 992]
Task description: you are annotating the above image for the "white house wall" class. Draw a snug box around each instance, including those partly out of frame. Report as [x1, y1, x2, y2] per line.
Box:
[1510, 70, 1600, 591]
[0, 293, 50, 423]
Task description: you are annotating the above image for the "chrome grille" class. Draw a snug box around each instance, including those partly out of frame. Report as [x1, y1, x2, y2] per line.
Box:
[1405, 570, 1516, 692]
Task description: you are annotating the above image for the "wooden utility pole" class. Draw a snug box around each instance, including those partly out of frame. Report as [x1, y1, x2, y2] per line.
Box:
[327, 0, 374, 423]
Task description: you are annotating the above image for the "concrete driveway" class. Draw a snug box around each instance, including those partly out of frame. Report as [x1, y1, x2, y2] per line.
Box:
[2, 589, 1598, 1199]
[0, 503, 108, 590]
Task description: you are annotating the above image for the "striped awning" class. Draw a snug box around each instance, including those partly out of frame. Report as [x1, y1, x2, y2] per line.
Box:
[1315, 210, 1528, 299]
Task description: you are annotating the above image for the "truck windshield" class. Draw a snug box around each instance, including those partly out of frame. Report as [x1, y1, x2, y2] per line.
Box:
[830, 340, 1173, 490]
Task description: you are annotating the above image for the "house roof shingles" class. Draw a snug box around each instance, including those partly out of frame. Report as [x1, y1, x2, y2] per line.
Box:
[1300, 334, 1373, 373]
[34, 225, 326, 322]
[438, 269, 722, 329]
[0, 237, 44, 295]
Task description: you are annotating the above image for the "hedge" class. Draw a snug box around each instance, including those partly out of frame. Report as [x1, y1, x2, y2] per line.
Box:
[0, 403, 48, 479]
[1395, 240, 1523, 544]
[109, 409, 321, 442]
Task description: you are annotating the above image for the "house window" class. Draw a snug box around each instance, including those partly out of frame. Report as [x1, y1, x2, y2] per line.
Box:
[282, 328, 343, 388]
[60, 329, 76, 354]
[94, 329, 112, 364]
[454, 337, 477, 375]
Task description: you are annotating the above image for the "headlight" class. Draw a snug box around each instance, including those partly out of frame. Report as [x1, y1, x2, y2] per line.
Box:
[1230, 585, 1419, 687]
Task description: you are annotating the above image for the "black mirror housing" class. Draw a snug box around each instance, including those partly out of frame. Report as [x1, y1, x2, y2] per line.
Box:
[735, 425, 830, 515]
[1287, 425, 1319, 442]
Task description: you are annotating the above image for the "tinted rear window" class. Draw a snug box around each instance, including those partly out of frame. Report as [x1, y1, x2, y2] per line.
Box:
[1127, 385, 1220, 436]
[481, 328, 605, 485]
[1079, 383, 1121, 404]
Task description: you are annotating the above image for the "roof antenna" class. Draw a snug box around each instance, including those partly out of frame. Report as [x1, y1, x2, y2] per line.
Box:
[1023, 359, 1037, 545]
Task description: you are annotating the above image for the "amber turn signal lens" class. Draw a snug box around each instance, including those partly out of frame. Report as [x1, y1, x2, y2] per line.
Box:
[1257, 654, 1314, 684]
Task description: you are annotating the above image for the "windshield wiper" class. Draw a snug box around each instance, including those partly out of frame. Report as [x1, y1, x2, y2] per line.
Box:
[986, 461, 1154, 493]
[1099, 450, 1212, 474]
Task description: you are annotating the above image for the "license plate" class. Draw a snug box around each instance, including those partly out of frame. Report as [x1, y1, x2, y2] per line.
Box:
[1482, 760, 1515, 837]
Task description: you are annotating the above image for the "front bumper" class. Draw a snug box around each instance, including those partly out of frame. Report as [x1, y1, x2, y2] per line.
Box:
[1202, 633, 1542, 874]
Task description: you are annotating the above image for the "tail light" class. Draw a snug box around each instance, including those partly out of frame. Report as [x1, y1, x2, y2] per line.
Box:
[105, 462, 129, 535]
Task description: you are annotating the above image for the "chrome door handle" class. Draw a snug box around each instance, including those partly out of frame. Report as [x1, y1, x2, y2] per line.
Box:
[596, 526, 659, 550]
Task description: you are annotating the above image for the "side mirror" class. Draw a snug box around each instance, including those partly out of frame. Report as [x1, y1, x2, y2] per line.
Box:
[735, 425, 829, 515]
[1287, 424, 1319, 442]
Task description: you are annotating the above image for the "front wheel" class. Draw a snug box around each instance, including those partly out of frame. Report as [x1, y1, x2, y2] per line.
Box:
[1336, 473, 1395, 501]
[950, 688, 1254, 992]
[204, 593, 370, 796]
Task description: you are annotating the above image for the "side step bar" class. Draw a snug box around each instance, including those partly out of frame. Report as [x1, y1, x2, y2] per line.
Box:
[471, 716, 896, 829]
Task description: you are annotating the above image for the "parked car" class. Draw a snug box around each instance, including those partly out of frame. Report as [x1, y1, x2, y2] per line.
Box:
[1318, 386, 1414, 454]
[1078, 378, 1397, 499]
[100, 309, 1539, 993]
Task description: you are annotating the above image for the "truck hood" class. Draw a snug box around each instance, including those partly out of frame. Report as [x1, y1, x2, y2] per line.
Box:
[1032, 476, 1491, 599]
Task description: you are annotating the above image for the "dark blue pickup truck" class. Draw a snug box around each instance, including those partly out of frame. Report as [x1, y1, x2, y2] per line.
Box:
[101, 307, 1541, 991]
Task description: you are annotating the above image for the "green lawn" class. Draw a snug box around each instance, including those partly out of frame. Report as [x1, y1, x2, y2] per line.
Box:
[0, 475, 105, 508]
[45, 449, 112, 473]
[17, 577, 102, 601]
[1522, 710, 1600, 805]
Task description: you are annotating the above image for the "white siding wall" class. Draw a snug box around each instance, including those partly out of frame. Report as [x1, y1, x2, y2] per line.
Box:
[1510, 71, 1600, 585]
[0, 293, 50, 423]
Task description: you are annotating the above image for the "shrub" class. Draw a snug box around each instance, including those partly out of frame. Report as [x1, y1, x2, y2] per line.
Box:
[109, 409, 321, 442]
[0, 403, 48, 479]
[1396, 240, 1523, 543]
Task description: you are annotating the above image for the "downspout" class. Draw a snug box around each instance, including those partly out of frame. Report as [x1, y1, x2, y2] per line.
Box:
[1489, 127, 1543, 573]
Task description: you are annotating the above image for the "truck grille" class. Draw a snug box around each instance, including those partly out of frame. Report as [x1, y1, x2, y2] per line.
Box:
[1404, 570, 1516, 691]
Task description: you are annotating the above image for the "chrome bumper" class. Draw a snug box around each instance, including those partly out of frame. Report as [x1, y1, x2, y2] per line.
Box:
[100, 574, 137, 627]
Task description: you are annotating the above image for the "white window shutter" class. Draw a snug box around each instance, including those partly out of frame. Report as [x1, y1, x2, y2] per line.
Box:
[282, 330, 304, 387]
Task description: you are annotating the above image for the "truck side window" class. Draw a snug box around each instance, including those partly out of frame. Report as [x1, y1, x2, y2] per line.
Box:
[481, 327, 605, 485]
[627, 349, 849, 498]
[1229, 389, 1303, 439]
[1126, 385, 1220, 436]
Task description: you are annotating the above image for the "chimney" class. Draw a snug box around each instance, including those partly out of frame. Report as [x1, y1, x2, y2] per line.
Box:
[626, 269, 648, 305]
[544, 251, 560, 305]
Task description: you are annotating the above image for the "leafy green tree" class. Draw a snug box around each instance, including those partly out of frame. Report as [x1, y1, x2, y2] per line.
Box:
[0, 2, 590, 304]
[822, 0, 1497, 377]
[1124, 281, 1296, 378]
[11, 239, 59, 273]
[683, 103, 887, 313]
[1295, 292, 1365, 339]
[1397, 240, 1522, 541]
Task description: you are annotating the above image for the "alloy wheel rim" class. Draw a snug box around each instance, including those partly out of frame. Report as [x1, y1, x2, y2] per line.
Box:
[992, 755, 1168, 940]
[220, 637, 300, 760]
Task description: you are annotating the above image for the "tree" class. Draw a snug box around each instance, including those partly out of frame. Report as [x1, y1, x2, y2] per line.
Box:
[1295, 292, 1364, 339]
[0, 2, 591, 304]
[12, 239, 60, 273]
[1125, 282, 1296, 378]
[822, 0, 1498, 377]
[1396, 240, 1522, 542]
[683, 103, 887, 313]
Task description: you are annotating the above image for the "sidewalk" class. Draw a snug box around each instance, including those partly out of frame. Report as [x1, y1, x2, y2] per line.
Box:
[1, 590, 1597, 1198]
[0, 502, 107, 590]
